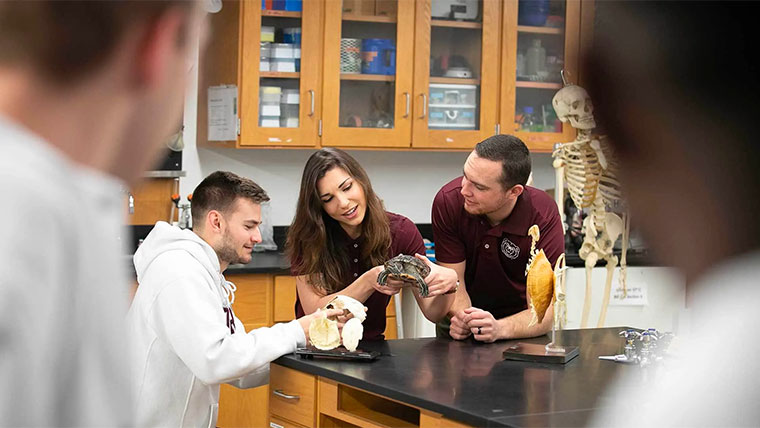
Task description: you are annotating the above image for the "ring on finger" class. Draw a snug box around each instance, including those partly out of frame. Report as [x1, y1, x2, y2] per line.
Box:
[477, 327, 482, 335]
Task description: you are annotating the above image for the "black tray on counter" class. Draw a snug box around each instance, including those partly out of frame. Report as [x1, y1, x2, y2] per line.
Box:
[295, 347, 380, 361]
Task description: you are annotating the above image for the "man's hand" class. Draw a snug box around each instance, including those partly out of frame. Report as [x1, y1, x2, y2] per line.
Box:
[415, 254, 458, 297]
[297, 308, 348, 338]
[463, 307, 502, 343]
[449, 309, 472, 340]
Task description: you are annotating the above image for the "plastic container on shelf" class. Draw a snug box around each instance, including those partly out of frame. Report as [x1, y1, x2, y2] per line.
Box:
[272, 0, 302, 11]
[261, 26, 275, 43]
[260, 86, 282, 104]
[260, 59, 270, 72]
[270, 58, 296, 72]
[428, 106, 476, 129]
[520, 106, 544, 132]
[428, 84, 478, 108]
[361, 39, 396, 75]
[280, 89, 299, 104]
[518, 0, 549, 26]
[525, 38, 546, 78]
[280, 117, 299, 128]
[271, 43, 294, 59]
[283, 27, 302, 45]
[260, 117, 280, 127]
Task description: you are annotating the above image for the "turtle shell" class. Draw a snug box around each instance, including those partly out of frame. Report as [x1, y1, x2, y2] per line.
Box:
[383, 254, 431, 280]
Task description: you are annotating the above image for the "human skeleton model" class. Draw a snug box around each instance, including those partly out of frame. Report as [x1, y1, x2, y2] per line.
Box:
[551, 83, 629, 328]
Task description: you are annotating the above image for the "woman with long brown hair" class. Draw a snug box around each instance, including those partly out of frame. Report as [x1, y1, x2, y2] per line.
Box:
[287, 148, 457, 340]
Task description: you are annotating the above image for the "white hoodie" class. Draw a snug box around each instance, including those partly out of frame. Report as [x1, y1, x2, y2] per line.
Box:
[127, 222, 306, 427]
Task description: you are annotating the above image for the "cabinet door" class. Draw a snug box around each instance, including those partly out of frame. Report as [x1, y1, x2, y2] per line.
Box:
[238, 1, 323, 147]
[501, 0, 581, 151]
[322, 0, 415, 148]
[411, 0, 500, 149]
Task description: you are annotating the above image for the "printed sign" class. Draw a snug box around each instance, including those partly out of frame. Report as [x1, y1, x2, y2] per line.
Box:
[610, 282, 648, 306]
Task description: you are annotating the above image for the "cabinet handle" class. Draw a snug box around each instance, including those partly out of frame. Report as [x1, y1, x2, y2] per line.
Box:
[419, 93, 427, 119]
[308, 90, 315, 116]
[403, 92, 410, 118]
[273, 389, 300, 401]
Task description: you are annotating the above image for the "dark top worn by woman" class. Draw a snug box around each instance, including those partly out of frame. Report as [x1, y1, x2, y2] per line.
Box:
[293, 212, 425, 340]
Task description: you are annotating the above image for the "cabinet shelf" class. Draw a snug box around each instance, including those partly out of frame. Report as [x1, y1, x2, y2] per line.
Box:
[342, 14, 396, 23]
[260, 71, 301, 79]
[340, 74, 395, 82]
[261, 10, 302, 18]
[517, 25, 563, 35]
[429, 77, 480, 85]
[431, 19, 482, 29]
[515, 81, 563, 89]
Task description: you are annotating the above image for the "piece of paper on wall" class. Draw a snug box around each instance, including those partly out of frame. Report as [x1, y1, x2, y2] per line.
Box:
[610, 282, 648, 306]
[208, 85, 237, 141]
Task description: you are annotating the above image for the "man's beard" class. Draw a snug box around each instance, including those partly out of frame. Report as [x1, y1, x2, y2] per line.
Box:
[217, 232, 244, 265]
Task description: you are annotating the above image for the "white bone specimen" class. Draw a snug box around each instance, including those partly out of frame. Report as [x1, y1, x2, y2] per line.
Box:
[308, 313, 341, 350]
[341, 318, 363, 352]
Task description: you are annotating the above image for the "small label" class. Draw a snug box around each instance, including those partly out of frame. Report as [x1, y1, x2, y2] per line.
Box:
[610, 282, 648, 306]
[270, 423, 284, 428]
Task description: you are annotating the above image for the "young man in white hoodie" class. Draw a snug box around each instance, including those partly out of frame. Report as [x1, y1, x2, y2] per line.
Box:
[128, 171, 342, 427]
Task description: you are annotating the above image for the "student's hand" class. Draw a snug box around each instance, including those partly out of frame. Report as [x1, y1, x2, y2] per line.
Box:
[449, 309, 472, 340]
[463, 307, 500, 343]
[414, 254, 458, 298]
[365, 265, 404, 296]
[335, 306, 368, 324]
[297, 308, 346, 338]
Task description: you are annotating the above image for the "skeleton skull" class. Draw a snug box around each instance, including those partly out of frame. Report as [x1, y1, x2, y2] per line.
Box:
[552, 84, 596, 130]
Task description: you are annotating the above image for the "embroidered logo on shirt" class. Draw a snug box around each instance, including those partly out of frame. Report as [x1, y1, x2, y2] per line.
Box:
[223, 306, 236, 334]
[501, 238, 520, 260]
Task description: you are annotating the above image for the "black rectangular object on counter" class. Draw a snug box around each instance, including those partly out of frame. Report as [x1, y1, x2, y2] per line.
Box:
[294, 347, 379, 361]
[502, 342, 579, 364]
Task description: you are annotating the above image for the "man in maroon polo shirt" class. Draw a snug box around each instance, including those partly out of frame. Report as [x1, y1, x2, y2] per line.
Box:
[432, 134, 564, 342]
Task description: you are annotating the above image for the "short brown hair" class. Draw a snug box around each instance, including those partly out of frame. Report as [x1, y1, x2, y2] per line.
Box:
[0, 0, 192, 84]
[191, 171, 270, 227]
[474, 134, 532, 189]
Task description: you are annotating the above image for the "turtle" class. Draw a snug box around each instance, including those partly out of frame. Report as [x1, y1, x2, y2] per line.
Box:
[377, 254, 431, 297]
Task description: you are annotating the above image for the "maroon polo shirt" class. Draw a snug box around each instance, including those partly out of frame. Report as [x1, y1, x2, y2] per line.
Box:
[432, 177, 564, 320]
[294, 212, 425, 340]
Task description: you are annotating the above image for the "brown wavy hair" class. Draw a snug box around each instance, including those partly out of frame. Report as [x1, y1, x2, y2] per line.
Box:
[287, 148, 390, 294]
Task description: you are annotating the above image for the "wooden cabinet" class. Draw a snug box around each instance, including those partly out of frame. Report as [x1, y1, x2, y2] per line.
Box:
[268, 369, 474, 427]
[321, 0, 415, 148]
[198, 0, 592, 152]
[126, 178, 179, 225]
[199, 0, 323, 148]
[219, 272, 400, 426]
[269, 364, 318, 427]
[411, 0, 500, 149]
[500, 0, 585, 151]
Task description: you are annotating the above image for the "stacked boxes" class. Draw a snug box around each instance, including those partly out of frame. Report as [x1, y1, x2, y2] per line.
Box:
[260, 86, 282, 127]
[280, 89, 300, 128]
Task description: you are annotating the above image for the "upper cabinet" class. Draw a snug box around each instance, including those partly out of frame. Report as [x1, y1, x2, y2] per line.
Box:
[322, 0, 415, 148]
[198, 0, 592, 152]
[199, 0, 323, 148]
[501, 0, 582, 152]
[411, 0, 500, 149]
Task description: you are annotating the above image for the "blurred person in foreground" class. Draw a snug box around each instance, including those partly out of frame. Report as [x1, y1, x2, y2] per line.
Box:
[587, 1, 760, 425]
[0, 1, 206, 426]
